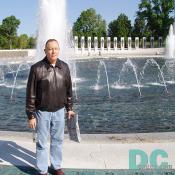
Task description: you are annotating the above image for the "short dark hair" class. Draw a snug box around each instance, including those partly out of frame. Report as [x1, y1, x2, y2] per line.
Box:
[45, 39, 59, 48]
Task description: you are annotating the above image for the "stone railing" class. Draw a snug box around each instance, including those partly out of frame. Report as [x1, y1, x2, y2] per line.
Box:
[0, 36, 165, 59]
[0, 49, 36, 61]
[74, 36, 164, 55]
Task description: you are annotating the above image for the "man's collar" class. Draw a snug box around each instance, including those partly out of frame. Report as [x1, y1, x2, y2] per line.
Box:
[43, 57, 62, 69]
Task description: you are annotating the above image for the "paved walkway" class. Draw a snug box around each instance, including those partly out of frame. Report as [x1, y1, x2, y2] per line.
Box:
[0, 131, 175, 174]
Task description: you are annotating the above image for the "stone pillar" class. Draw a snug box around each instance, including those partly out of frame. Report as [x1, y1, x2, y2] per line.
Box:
[74, 36, 78, 53]
[107, 37, 111, 51]
[150, 37, 154, 48]
[128, 37, 132, 50]
[87, 37, 91, 54]
[142, 37, 146, 48]
[158, 37, 163, 47]
[121, 37, 124, 50]
[114, 37, 117, 51]
[135, 37, 139, 49]
[81, 36, 85, 54]
[94, 37, 98, 53]
[101, 37, 104, 51]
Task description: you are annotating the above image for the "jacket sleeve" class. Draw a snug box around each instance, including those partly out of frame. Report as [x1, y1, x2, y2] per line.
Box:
[65, 64, 73, 112]
[26, 65, 37, 119]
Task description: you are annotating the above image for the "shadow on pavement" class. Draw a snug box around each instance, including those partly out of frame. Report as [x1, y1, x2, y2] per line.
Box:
[0, 140, 37, 174]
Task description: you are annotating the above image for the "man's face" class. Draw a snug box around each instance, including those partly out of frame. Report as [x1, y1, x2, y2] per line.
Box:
[44, 41, 60, 64]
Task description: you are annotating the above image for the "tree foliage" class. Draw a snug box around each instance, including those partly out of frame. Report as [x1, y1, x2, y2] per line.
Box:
[0, 16, 36, 49]
[132, 16, 151, 38]
[0, 15, 20, 49]
[136, 0, 174, 39]
[18, 34, 29, 49]
[27, 37, 36, 49]
[108, 13, 132, 38]
[72, 8, 107, 38]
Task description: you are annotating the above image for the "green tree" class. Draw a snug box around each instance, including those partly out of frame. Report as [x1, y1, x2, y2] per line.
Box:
[137, 0, 174, 39]
[132, 17, 151, 38]
[72, 8, 107, 38]
[18, 34, 28, 49]
[108, 20, 117, 38]
[108, 13, 132, 38]
[0, 15, 20, 49]
[10, 35, 36, 49]
[0, 35, 8, 49]
[28, 36, 36, 48]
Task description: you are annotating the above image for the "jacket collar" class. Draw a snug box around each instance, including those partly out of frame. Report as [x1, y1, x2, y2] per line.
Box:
[43, 56, 62, 69]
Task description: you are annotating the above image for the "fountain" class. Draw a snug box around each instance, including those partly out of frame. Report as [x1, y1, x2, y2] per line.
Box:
[165, 1, 175, 59]
[140, 59, 168, 93]
[10, 62, 30, 100]
[36, 0, 73, 60]
[94, 60, 111, 98]
[165, 25, 175, 58]
[112, 59, 142, 97]
[0, 0, 175, 136]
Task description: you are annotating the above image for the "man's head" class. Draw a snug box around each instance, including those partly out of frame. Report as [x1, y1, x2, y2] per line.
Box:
[44, 39, 60, 64]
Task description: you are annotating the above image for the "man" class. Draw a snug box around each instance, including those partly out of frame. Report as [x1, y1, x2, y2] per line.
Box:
[26, 39, 74, 175]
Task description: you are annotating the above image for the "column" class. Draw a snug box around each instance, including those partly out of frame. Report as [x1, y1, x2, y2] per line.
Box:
[94, 37, 98, 53]
[135, 37, 139, 49]
[150, 37, 154, 48]
[128, 37, 132, 50]
[158, 37, 163, 47]
[88, 37, 91, 54]
[114, 37, 117, 51]
[121, 37, 124, 50]
[142, 37, 146, 48]
[101, 37, 104, 52]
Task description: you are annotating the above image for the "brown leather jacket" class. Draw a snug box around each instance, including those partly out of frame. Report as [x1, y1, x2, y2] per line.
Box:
[26, 57, 73, 119]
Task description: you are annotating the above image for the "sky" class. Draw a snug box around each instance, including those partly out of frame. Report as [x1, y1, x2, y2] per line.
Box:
[0, 0, 140, 36]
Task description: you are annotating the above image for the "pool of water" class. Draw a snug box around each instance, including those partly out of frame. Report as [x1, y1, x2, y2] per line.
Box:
[0, 57, 175, 133]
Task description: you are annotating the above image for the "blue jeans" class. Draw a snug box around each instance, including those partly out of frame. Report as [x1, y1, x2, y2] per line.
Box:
[35, 108, 65, 174]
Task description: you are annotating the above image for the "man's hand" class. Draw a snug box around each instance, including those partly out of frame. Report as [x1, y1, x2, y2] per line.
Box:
[67, 111, 75, 119]
[28, 118, 36, 129]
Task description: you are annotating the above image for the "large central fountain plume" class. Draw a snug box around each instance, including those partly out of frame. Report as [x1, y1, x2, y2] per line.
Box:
[165, 1, 175, 59]
[165, 24, 175, 58]
[36, 0, 70, 60]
